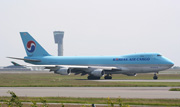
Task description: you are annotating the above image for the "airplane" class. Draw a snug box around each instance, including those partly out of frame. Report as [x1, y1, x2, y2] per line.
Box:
[8, 32, 174, 80]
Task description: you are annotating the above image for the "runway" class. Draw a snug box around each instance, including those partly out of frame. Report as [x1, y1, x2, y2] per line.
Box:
[93, 79, 180, 82]
[0, 87, 180, 99]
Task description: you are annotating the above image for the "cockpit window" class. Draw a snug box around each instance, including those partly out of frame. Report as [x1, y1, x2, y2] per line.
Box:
[157, 54, 162, 56]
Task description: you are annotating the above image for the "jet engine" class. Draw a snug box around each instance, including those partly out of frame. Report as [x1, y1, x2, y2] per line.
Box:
[91, 69, 105, 77]
[55, 68, 71, 75]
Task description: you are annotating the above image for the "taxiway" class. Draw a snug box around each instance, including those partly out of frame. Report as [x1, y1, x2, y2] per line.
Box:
[0, 87, 179, 99]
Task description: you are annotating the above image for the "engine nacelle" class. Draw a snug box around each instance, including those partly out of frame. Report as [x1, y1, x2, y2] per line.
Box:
[55, 68, 71, 75]
[91, 69, 105, 77]
[124, 73, 137, 76]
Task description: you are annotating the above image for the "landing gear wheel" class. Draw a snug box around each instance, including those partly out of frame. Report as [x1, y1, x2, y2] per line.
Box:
[104, 74, 112, 79]
[88, 75, 100, 80]
[104, 76, 112, 79]
[153, 74, 158, 80]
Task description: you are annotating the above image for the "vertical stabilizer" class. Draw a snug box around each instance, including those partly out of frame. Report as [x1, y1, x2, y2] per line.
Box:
[20, 32, 50, 57]
[11, 61, 21, 66]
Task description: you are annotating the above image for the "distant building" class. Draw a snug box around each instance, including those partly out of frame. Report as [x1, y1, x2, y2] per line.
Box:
[172, 66, 180, 69]
[54, 31, 64, 56]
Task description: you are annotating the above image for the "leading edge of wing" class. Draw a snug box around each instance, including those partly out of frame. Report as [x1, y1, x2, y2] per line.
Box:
[27, 65, 118, 70]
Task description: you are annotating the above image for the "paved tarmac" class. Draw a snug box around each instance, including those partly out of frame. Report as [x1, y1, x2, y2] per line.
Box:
[0, 87, 180, 99]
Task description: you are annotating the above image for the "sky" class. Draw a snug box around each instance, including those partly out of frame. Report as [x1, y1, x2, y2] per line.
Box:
[0, 0, 180, 66]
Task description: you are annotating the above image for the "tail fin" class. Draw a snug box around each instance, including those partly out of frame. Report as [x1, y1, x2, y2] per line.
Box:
[20, 32, 50, 57]
[11, 61, 21, 66]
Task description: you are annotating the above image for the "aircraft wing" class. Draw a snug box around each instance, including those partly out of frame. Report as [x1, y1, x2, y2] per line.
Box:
[43, 65, 119, 71]
[25, 65, 121, 75]
[42, 65, 122, 76]
[42, 65, 135, 78]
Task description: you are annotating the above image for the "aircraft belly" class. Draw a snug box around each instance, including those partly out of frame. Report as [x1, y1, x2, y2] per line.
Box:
[111, 64, 171, 74]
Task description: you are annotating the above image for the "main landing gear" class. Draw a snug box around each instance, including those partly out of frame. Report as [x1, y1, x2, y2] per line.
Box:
[153, 73, 158, 80]
[87, 75, 101, 80]
[87, 74, 113, 80]
[104, 74, 112, 79]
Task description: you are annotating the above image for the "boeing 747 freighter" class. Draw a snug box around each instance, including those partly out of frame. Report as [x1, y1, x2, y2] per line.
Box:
[8, 32, 174, 80]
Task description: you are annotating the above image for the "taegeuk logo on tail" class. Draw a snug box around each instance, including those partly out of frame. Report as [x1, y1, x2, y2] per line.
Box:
[27, 41, 36, 53]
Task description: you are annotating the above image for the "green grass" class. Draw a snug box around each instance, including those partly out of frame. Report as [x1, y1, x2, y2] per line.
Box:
[0, 96, 180, 106]
[169, 88, 180, 91]
[0, 73, 180, 87]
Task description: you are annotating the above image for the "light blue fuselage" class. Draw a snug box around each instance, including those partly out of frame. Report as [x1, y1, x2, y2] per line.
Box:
[25, 53, 174, 74]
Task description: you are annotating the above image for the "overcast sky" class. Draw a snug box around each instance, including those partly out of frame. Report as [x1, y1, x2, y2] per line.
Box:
[0, 0, 180, 66]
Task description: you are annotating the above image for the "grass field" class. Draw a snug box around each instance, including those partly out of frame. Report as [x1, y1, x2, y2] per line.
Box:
[0, 73, 180, 87]
[1, 73, 180, 106]
[0, 96, 180, 106]
[169, 88, 180, 91]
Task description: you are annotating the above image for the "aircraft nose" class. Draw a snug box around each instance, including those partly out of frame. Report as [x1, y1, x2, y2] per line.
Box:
[165, 59, 174, 67]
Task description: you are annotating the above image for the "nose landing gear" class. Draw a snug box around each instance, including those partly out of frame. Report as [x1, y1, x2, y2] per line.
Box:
[153, 73, 158, 80]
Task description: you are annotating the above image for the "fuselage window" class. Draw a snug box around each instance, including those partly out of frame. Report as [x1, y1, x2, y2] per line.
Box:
[157, 54, 162, 56]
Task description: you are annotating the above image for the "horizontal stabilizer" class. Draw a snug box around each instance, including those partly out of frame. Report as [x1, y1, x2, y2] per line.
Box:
[7, 57, 41, 62]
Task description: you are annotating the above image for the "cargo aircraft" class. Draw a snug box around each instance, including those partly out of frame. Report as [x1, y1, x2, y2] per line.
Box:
[8, 32, 174, 80]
